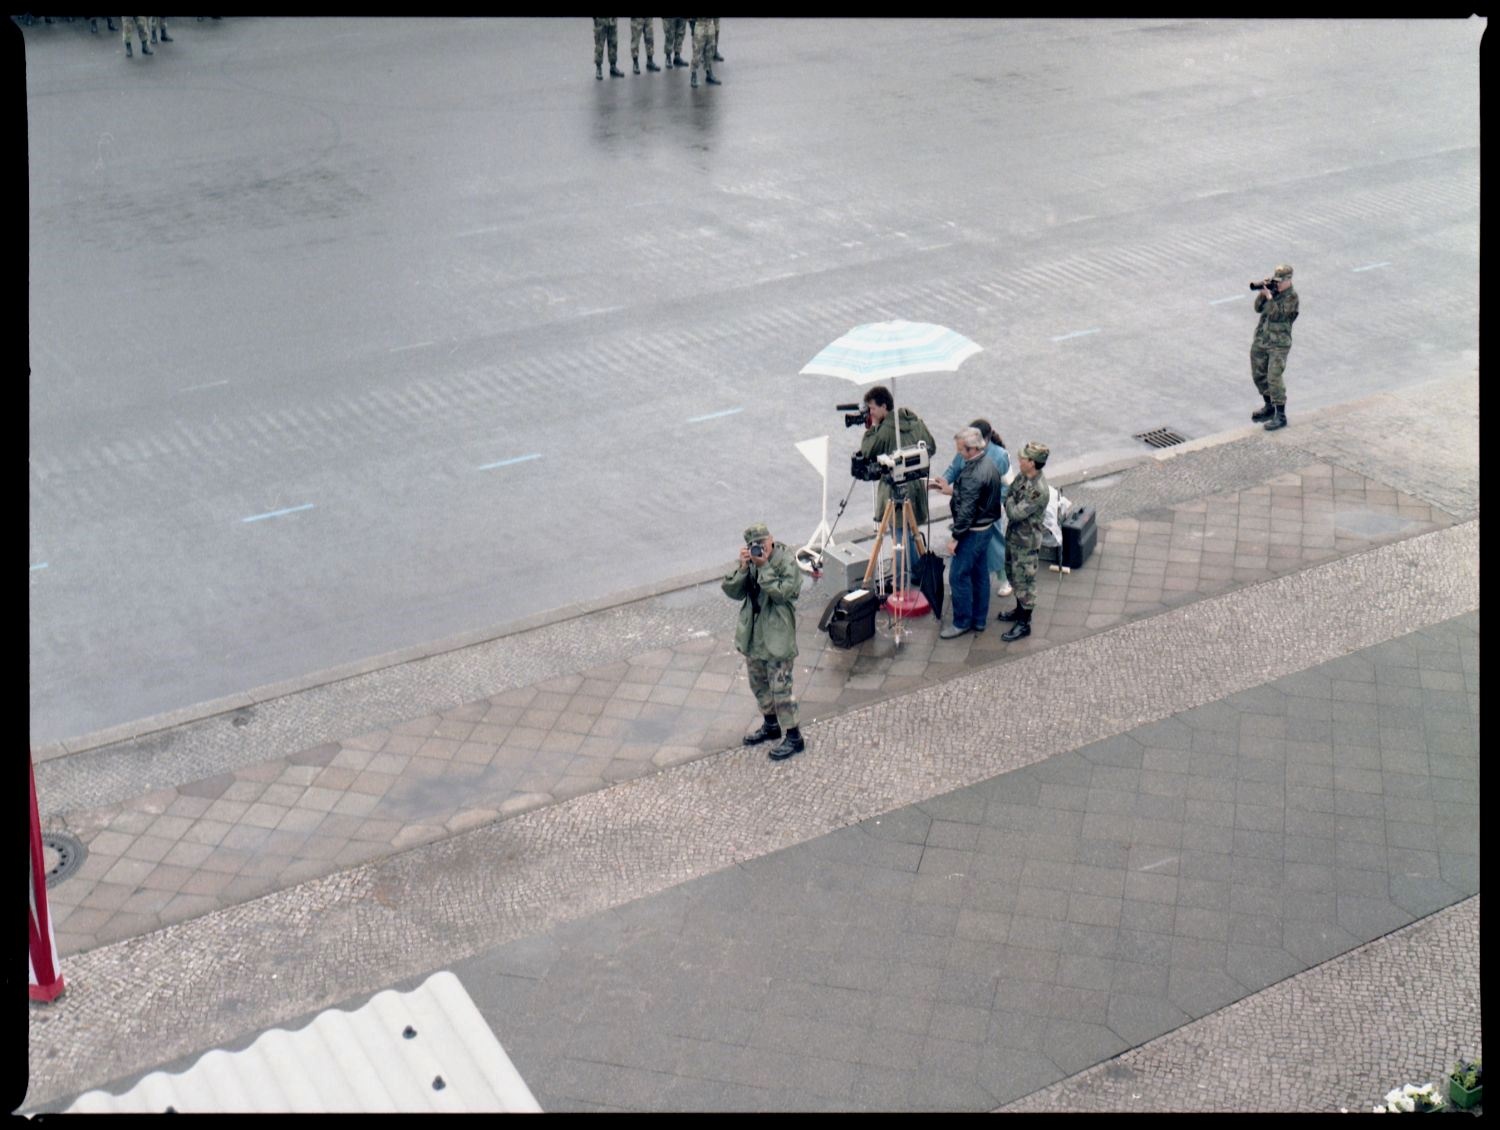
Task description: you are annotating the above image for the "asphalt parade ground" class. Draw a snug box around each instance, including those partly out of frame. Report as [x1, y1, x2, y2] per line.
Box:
[21, 16, 1480, 1114]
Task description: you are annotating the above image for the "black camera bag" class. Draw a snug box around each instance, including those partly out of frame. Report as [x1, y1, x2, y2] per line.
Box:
[819, 588, 879, 648]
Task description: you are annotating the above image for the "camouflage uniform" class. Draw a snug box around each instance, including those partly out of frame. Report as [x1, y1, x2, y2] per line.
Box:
[1003, 445, 1051, 611]
[119, 16, 151, 52]
[690, 16, 719, 80]
[661, 17, 686, 62]
[593, 17, 619, 68]
[722, 524, 802, 732]
[1250, 264, 1299, 407]
[629, 17, 655, 63]
[147, 15, 170, 42]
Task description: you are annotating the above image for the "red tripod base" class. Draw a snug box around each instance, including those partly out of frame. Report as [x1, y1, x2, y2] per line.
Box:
[885, 588, 932, 618]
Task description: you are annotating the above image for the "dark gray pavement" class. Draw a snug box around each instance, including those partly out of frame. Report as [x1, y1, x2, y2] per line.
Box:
[25, 16, 1481, 743]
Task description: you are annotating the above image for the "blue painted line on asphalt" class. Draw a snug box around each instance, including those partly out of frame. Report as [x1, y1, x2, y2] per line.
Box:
[1050, 328, 1101, 342]
[30, 562, 48, 572]
[478, 453, 543, 471]
[242, 503, 315, 524]
[1209, 294, 1248, 305]
[1352, 261, 1392, 272]
[686, 407, 744, 423]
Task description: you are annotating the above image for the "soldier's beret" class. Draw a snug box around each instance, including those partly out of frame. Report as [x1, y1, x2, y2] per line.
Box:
[743, 522, 772, 544]
[1021, 442, 1050, 466]
[1273, 263, 1294, 279]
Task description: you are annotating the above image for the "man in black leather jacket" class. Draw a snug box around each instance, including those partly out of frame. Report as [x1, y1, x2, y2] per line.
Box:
[940, 427, 1005, 639]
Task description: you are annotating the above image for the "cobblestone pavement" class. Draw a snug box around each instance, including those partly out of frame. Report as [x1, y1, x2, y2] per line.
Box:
[25, 375, 1479, 1111]
[1001, 896, 1480, 1113]
[39, 456, 1456, 956]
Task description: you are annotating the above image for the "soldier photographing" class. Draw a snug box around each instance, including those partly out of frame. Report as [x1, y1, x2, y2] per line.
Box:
[1248, 263, 1299, 431]
[723, 523, 806, 761]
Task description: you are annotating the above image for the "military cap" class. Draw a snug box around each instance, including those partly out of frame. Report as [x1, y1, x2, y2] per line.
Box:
[743, 522, 772, 544]
[1273, 263, 1294, 279]
[1021, 441, 1050, 466]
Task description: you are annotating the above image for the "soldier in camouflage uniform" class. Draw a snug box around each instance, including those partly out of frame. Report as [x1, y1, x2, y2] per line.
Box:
[147, 16, 171, 44]
[593, 17, 624, 80]
[723, 522, 806, 761]
[996, 441, 1050, 642]
[688, 16, 721, 87]
[120, 15, 152, 58]
[662, 17, 687, 67]
[1249, 263, 1298, 432]
[629, 17, 660, 73]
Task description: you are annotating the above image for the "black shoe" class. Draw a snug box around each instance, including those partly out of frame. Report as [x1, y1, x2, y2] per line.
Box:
[159, 30, 172, 42]
[90, 18, 99, 33]
[706, 72, 721, 84]
[690, 70, 698, 87]
[125, 41, 133, 57]
[663, 56, 673, 68]
[996, 605, 1024, 622]
[713, 51, 724, 62]
[1251, 400, 1275, 422]
[769, 732, 805, 761]
[1002, 608, 1032, 642]
[632, 57, 640, 73]
[140, 42, 152, 54]
[742, 719, 782, 746]
[150, 30, 157, 43]
[1263, 406, 1287, 431]
[646, 57, 660, 71]
[596, 63, 603, 79]
[108, 17, 117, 29]
[674, 53, 686, 66]
[610, 65, 625, 77]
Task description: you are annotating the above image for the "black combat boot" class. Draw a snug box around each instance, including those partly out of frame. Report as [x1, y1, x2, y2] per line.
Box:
[646, 55, 660, 71]
[1001, 607, 1032, 642]
[90, 17, 99, 33]
[632, 55, 640, 73]
[150, 27, 157, 43]
[108, 17, 117, 29]
[159, 28, 172, 41]
[769, 728, 805, 761]
[1251, 396, 1274, 422]
[610, 63, 625, 77]
[125, 40, 133, 57]
[713, 50, 724, 62]
[1263, 405, 1287, 431]
[996, 603, 1024, 622]
[596, 62, 603, 79]
[742, 715, 782, 746]
[706, 70, 721, 84]
[690, 70, 698, 87]
[663, 55, 673, 68]
[140, 40, 152, 54]
[674, 53, 687, 66]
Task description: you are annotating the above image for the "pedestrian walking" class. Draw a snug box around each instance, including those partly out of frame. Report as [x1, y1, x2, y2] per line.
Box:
[593, 16, 624, 80]
[629, 17, 659, 73]
[996, 442, 1051, 642]
[723, 522, 806, 762]
[1248, 263, 1299, 431]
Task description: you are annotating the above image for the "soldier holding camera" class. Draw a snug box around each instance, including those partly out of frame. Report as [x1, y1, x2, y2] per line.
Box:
[1248, 263, 1299, 431]
[723, 522, 806, 761]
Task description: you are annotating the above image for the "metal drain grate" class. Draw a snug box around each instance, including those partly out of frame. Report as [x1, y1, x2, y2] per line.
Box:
[42, 831, 87, 886]
[1134, 426, 1188, 449]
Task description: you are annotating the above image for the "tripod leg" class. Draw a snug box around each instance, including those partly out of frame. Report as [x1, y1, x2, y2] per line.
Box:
[862, 501, 896, 587]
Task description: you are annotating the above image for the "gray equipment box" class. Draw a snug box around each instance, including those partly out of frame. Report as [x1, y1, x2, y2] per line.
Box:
[819, 541, 873, 590]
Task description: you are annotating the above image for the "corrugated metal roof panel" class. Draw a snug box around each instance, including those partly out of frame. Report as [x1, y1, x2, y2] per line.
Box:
[66, 971, 542, 1113]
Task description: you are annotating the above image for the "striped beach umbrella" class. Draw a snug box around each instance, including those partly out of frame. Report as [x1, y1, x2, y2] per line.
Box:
[799, 320, 983, 383]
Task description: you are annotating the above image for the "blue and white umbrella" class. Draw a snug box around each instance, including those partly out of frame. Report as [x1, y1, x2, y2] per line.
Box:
[799, 320, 983, 383]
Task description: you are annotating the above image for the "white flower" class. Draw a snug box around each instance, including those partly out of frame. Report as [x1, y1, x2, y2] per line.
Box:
[1396, 1097, 1415, 1112]
[1385, 1088, 1405, 1104]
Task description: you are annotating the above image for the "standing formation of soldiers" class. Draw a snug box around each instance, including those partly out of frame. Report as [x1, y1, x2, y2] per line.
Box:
[118, 16, 171, 58]
[593, 17, 723, 87]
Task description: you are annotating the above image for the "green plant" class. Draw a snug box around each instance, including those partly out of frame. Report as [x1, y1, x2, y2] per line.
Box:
[1449, 1058, 1482, 1090]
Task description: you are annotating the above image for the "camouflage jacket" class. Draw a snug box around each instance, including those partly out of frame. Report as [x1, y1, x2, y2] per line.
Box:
[722, 542, 802, 661]
[1004, 470, 1050, 551]
[1253, 285, 1299, 350]
[859, 407, 937, 525]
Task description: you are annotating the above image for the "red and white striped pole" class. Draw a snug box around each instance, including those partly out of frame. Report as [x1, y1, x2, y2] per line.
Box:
[29, 748, 64, 1002]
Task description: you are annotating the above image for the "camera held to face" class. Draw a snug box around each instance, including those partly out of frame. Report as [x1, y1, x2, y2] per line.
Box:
[1250, 277, 1281, 296]
[749, 542, 766, 559]
[837, 402, 871, 430]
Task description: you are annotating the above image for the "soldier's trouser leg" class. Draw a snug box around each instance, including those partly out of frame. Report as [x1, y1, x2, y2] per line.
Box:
[630, 16, 653, 58]
[122, 16, 142, 44]
[747, 657, 800, 732]
[692, 20, 709, 73]
[594, 18, 606, 66]
[606, 21, 618, 65]
[1264, 349, 1289, 406]
[1250, 345, 1271, 400]
[1005, 544, 1039, 610]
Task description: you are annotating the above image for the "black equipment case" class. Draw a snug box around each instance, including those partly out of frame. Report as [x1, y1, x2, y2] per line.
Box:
[819, 588, 879, 648]
[1060, 505, 1098, 570]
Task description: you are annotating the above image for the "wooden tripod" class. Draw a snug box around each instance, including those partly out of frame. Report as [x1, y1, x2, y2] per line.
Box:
[862, 495, 927, 589]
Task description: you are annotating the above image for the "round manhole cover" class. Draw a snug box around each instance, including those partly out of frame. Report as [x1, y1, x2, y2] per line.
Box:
[42, 832, 87, 886]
